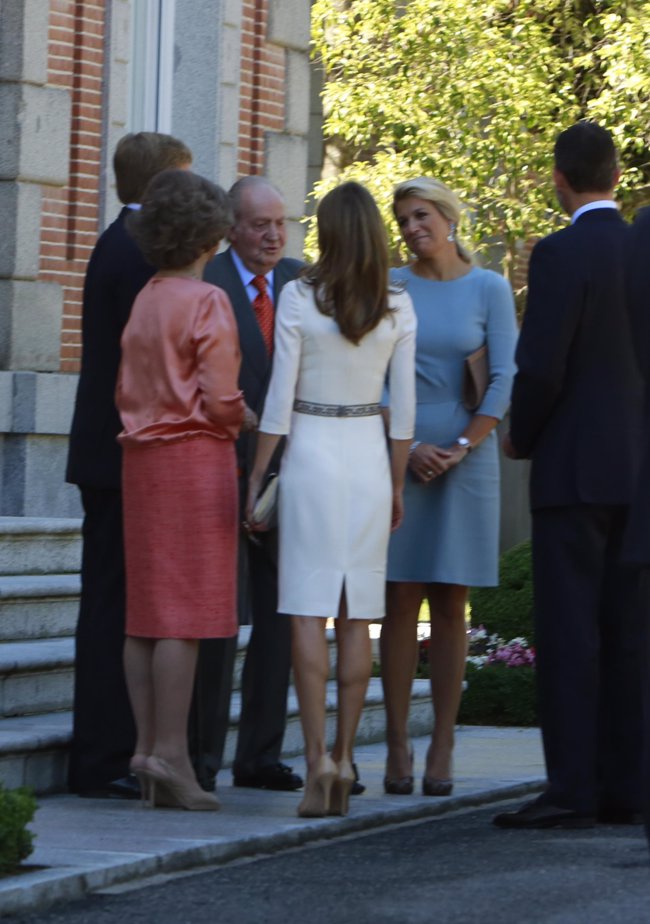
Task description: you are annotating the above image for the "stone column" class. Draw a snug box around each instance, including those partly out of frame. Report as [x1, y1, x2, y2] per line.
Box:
[266, 0, 311, 256]
[0, 0, 78, 516]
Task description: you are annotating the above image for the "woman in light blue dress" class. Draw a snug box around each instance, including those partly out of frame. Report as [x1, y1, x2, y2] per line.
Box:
[381, 178, 517, 796]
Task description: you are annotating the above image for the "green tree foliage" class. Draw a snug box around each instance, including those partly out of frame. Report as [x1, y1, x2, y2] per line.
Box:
[311, 0, 650, 278]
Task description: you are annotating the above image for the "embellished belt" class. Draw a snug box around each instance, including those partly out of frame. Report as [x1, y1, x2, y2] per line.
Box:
[293, 400, 382, 418]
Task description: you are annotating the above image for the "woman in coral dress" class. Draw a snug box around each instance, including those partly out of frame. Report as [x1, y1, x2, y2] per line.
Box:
[116, 169, 247, 811]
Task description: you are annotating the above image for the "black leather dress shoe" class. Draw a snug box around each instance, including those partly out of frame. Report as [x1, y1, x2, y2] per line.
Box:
[493, 796, 595, 829]
[77, 773, 141, 800]
[351, 762, 365, 796]
[233, 762, 303, 791]
[597, 807, 643, 825]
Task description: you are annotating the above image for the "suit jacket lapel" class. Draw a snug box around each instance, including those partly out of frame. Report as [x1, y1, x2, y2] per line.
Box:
[220, 249, 270, 387]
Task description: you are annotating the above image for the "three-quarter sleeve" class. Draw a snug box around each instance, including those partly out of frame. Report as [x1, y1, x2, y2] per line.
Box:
[477, 272, 518, 420]
[259, 280, 303, 435]
[195, 288, 245, 437]
[387, 292, 417, 439]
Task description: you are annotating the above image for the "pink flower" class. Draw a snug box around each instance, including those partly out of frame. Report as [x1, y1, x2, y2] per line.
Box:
[485, 640, 535, 668]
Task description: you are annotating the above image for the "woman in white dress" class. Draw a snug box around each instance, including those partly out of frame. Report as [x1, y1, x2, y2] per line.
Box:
[246, 182, 416, 818]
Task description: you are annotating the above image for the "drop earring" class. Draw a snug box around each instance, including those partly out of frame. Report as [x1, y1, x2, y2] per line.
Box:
[447, 223, 456, 243]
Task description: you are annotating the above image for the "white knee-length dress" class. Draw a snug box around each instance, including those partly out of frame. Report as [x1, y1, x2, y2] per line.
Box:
[259, 279, 416, 620]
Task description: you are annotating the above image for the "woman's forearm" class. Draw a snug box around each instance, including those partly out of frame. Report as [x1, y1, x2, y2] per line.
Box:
[390, 438, 411, 492]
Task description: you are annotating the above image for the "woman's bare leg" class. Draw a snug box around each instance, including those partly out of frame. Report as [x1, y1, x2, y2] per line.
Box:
[123, 636, 155, 758]
[380, 582, 423, 778]
[150, 637, 199, 779]
[291, 615, 329, 773]
[331, 595, 372, 766]
[425, 583, 468, 781]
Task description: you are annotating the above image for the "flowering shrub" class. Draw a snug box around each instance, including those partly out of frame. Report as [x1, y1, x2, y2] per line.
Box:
[470, 540, 534, 643]
[460, 626, 538, 726]
[467, 626, 535, 670]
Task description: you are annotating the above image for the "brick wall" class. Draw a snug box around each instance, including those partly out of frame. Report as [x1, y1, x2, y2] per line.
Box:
[238, 0, 286, 176]
[42, 0, 106, 374]
[39, 0, 288, 373]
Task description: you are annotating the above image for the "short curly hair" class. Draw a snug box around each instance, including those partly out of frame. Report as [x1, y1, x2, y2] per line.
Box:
[127, 170, 233, 270]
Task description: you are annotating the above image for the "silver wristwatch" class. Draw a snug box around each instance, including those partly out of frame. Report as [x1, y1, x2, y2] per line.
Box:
[455, 437, 472, 452]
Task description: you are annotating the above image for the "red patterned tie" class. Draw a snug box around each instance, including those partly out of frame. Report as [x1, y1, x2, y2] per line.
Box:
[251, 275, 274, 354]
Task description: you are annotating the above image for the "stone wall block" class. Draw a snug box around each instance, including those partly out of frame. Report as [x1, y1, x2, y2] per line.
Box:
[112, 0, 132, 63]
[284, 50, 311, 136]
[219, 83, 240, 152]
[1, 433, 82, 517]
[0, 371, 12, 431]
[34, 372, 78, 435]
[265, 132, 309, 219]
[0, 0, 49, 85]
[0, 83, 71, 184]
[222, 0, 243, 27]
[0, 280, 63, 371]
[173, 0, 222, 180]
[267, 0, 310, 51]
[222, 22, 241, 81]
[0, 180, 42, 278]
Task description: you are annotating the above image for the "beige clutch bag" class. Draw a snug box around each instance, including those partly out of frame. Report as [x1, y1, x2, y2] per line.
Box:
[463, 345, 489, 412]
[250, 473, 279, 528]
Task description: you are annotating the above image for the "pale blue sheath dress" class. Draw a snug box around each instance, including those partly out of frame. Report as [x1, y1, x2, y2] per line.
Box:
[386, 265, 517, 586]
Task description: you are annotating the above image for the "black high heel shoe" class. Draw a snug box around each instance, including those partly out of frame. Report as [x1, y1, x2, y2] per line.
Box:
[384, 775, 415, 795]
[422, 777, 453, 797]
[384, 746, 414, 795]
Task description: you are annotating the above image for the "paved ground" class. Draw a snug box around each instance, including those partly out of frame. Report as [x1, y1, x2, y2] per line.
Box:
[2, 726, 547, 917]
[9, 803, 650, 924]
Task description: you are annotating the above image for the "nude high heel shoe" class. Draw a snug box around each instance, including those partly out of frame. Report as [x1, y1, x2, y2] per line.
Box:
[298, 755, 337, 818]
[328, 760, 355, 816]
[144, 756, 220, 811]
[130, 754, 152, 808]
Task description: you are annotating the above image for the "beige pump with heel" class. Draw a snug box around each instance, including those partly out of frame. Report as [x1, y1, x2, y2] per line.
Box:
[298, 755, 338, 818]
[143, 755, 220, 811]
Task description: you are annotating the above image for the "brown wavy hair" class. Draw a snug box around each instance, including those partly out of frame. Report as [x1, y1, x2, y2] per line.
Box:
[303, 182, 392, 344]
[113, 132, 192, 204]
[127, 170, 233, 270]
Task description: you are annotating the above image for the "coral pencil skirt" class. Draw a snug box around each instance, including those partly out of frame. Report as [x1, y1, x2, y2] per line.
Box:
[122, 436, 238, 639]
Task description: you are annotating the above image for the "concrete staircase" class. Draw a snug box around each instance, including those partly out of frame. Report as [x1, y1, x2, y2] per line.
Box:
[0, 517, 432, 794]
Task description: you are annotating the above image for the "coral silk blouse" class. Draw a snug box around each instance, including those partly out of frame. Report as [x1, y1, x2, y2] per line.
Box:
[116, 276, 245, 447]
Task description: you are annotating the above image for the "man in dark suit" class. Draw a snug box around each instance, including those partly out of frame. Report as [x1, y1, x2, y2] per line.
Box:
[621, 206, 650, 846]
[494, 122, 646, 829]
[66, 132, 193, 797]
[199, 176, 304, 791]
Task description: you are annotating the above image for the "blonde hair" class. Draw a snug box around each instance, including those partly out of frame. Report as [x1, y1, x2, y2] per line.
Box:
[393, 177, 473, 264]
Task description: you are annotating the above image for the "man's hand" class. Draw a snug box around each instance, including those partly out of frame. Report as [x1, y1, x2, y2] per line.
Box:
[502, 433, 521, 459]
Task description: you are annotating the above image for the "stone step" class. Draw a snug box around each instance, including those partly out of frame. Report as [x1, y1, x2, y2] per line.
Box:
[0, 517, 82, 576]
[0, 627, 361, 718]
[0, 638, 74, 718]
[0, 574, 80, 641]
[0, 678, 433, 794]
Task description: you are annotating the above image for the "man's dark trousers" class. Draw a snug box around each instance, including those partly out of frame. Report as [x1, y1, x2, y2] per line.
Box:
[194, 249, 302, 786]
[533, 504, 644, 814]
[68, 488, 135, 791]
[621, 206, 650, 842]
